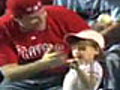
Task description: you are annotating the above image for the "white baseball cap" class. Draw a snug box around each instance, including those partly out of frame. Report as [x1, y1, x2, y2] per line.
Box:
[64, 30, 105, 49]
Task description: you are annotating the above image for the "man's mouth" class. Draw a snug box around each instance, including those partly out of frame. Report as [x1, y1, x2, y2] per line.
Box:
[30, 18, 40, 24]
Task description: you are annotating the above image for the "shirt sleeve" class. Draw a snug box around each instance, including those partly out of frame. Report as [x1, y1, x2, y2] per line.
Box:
[0, 26, 18, 83]
[0, 44, 19, 66]
[0, 26, 19, 66]
[46, 6, 91, 34]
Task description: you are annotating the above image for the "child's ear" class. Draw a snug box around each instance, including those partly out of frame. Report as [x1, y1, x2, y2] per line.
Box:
[95, 50, 99, 55]
[94, 48, 100, 55]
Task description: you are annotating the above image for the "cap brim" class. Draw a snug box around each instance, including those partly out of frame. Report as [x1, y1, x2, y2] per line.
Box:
[64, 34, 84, 45]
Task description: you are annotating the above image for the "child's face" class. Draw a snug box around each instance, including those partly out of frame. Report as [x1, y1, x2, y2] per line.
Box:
[71, 44, 99, 62]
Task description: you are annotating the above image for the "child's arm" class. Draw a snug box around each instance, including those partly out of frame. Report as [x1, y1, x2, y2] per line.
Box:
[71, 62, 103, 90]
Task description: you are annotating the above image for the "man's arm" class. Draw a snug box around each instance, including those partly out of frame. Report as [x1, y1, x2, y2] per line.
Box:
[0, 51, 66, 83]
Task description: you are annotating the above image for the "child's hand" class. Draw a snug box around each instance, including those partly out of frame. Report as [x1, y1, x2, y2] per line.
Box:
[65, 59, 79, 69]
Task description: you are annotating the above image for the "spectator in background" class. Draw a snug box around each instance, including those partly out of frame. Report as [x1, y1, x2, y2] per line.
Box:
[93, 1, 120, 90]
[53, 0, 110, 25]
[98, 0, 120, 48]
[104, 43, 120, 90]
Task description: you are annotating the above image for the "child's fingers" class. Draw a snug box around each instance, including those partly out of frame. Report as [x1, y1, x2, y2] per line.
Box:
[65, 59, 77, 63]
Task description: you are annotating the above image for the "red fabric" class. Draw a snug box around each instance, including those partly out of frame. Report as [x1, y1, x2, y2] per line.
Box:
[45, 6, 90, 33]
[0, 25, 18, 66]
[0, 43, 18, 66]
[7, 0, 42, 17]
[0, 6, 90, 73]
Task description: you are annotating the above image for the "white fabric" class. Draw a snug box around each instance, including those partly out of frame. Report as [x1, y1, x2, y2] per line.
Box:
[63, 61, 103, 90]
[65, 30, 105, 49]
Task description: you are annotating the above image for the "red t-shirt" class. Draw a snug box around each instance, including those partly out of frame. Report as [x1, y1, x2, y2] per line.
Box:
[0, 6, 90, 74]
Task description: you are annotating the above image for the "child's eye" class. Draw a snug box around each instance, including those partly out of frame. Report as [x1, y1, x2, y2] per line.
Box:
[72, 45, 86, 51]
[78, 47, 86, 51]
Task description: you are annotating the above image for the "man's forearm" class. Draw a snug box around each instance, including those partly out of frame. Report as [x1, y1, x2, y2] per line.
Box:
[0, 58, 63, 82]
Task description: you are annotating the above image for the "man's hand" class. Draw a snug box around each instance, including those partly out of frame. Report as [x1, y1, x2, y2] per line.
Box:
[41, 46, 68, 67]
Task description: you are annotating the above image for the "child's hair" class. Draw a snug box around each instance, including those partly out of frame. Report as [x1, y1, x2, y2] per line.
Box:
[69, 39, 103, 60]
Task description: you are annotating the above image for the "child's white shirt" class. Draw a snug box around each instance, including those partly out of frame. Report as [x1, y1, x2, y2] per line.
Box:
[63, 61, 103, 90]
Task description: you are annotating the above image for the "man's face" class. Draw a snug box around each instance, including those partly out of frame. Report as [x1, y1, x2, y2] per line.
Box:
[15, 8, 47, 31]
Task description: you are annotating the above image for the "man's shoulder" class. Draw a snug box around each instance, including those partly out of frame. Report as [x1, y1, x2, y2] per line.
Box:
[0, 13, 13, 26]
[45, 5, 68, 11]
[44, 5, 77, 16]
[0, 13, 14, 38]
[44, 5, 85, 23]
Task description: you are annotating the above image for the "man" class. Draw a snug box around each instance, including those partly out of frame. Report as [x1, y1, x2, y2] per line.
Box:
[0, 0, 90, 90]
[99, 0, 120, 48]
